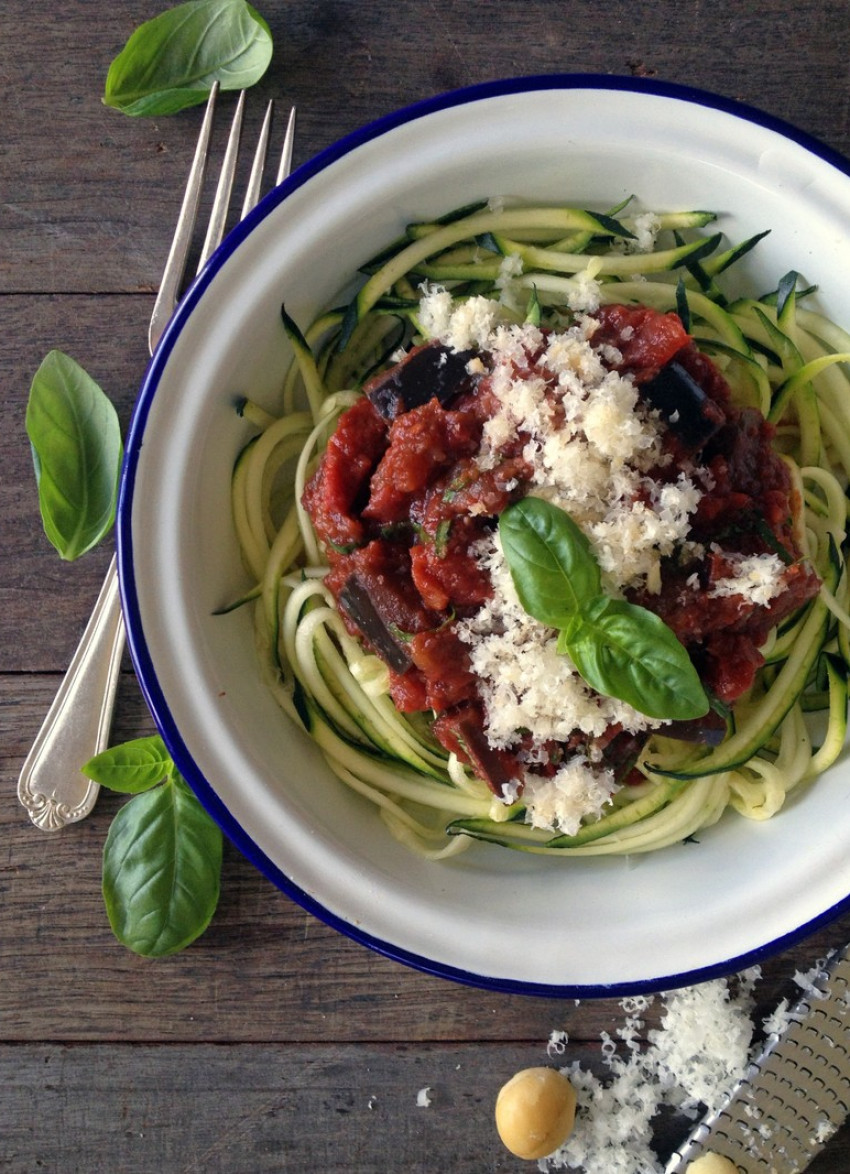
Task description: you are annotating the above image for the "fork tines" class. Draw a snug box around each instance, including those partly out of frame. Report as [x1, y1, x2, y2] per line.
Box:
[148, 83, 296, 355]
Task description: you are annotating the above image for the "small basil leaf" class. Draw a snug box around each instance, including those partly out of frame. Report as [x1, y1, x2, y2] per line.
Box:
[26, 350, 122, 561]
[102, 776, 222, 957]
[103, 0, 273, 117]
[83, 735, 173, 794]
[499, 497, 601, 629]
[566, 597, 709, 720]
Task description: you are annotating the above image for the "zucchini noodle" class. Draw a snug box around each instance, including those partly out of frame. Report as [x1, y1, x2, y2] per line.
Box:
[229, 199, 850, 859]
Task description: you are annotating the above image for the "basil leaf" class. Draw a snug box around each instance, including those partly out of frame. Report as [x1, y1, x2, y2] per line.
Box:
[102, 775, 222, 957]
[26, 350, 122, 561]
[499, 497, 708, 720]
[565, 597, 709, 720]
[104, 0, 273, 117]
[499, 497, 601, 630]
[83, 735, 173, 794]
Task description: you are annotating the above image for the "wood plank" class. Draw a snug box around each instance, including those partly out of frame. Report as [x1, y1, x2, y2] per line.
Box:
[1, 1042, 847, 1173]
[2, 0, 849, 292]
[5, 1, 850, 1172]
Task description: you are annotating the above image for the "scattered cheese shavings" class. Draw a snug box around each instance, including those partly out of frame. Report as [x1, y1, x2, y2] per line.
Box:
[761, 996, 799, 1036]
[547, 1030, 570, 1058]
[533, 959, 850, 1173]
[416, 1086, 433, 1107]
[626, 212, 662, 254]
[539, 973, 760, 1174]
[419, 290, 506, 352]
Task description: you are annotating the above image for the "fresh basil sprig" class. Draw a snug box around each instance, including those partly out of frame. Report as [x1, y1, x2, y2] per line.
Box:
[27, 354, 219, 956]
[84, 736, 223, 957]
[25, 350, 123, 561]
[104, 0, 273, 117]
[499, 497, 709, 720]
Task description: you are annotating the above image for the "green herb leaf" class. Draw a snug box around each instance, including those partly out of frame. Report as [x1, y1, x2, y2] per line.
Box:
[500, 497, 708, 720]
[434, 519, 452, 558]
[565, 596, 709, 720]
[499, 497, 601, 631]
[103, 0, 273, 117]
[83, 735, 173, 794]
[25, 350, 122, 561]
[102, 773, 222, 957]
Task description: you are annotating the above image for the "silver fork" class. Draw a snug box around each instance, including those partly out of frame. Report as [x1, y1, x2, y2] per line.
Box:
[18, 84, 296, 830]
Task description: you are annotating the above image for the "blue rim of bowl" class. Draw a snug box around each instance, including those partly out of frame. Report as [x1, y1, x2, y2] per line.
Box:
[118, 72, 850, 998]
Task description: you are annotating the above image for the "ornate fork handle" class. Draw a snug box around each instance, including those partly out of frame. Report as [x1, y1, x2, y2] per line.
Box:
[18, 557, 123, 830]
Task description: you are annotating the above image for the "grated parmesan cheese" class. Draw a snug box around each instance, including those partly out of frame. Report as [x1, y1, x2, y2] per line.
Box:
[627, 212, 663, 254]
[530, 960, 843, 1173]
[522, 760, 619, 837]
[709, 550, 787, 607]
[539, 973, 760, 1174]
[564, 262, 603, 312]
[418, 288, 505, 352]
[547, 1030, 570, 1058]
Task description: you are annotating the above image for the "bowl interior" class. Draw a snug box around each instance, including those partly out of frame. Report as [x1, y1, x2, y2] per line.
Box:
[120, 78, 850, 995]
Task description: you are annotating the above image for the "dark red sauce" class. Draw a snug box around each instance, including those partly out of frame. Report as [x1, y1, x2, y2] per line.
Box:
[303, 307, 820, 795]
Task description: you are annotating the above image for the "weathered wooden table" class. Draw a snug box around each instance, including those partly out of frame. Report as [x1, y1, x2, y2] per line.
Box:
[3, 1, 850, 1170]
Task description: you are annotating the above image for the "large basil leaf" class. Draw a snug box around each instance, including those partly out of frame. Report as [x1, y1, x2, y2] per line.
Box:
[83, 735, 173, 794]
[565, 597, 709, 720]
[500, 496, 708, 720]
[25, 350, 122, 561]
[104, 0, 273, 117]
[499, 496, 601, 631]
[102, 776, 223, 957]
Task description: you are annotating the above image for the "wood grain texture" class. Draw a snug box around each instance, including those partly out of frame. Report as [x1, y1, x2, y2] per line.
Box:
[5, 674, 850, 1047]
[2, 0, 850, 292]
[4, 0, 850, 1169]
[0, 1043, 848, 1172]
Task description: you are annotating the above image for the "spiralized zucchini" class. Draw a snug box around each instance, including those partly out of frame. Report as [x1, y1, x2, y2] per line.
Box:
[229, 199, 850, 860]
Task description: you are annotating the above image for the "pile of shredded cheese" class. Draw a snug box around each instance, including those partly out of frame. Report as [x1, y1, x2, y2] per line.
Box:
[540, 975, 757, 1174]
[537, 963, 835, 1173]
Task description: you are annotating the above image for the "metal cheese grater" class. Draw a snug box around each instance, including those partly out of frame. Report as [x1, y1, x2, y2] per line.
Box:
[665, 943, 850, 1173]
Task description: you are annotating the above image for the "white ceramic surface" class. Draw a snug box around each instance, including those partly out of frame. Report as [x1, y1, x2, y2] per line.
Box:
[119, 76, 850, 995]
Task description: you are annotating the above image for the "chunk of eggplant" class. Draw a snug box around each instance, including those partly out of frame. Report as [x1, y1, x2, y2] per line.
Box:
[365, 341, 478, 420]
[641, 361, 724, 450]
[337, 576, 413, 674]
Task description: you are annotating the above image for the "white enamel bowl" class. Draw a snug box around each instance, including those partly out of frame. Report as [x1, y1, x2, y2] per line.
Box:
[119, 76, 850, 996]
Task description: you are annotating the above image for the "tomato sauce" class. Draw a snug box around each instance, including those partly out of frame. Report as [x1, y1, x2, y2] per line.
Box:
[303, 308, 820, 794]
